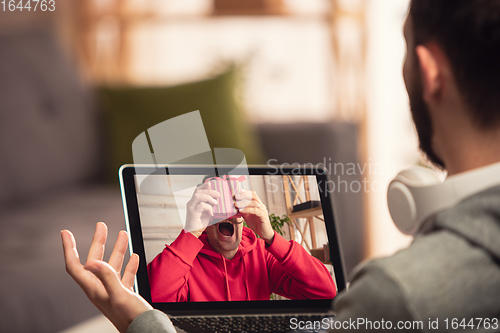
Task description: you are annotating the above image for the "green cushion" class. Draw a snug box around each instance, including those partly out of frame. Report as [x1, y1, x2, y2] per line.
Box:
[100, 66, 265, 181]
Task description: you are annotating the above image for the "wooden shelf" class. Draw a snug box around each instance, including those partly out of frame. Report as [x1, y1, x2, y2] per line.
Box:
[289, 206, 323, 218]
[283, 175, 324, 250]
[213, 0, 285, 16]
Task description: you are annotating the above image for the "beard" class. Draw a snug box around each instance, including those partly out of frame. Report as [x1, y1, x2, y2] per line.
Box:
[408, 70, 446, 170]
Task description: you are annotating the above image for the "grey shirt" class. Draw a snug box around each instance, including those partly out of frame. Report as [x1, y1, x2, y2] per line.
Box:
[127, 310, 177, 333]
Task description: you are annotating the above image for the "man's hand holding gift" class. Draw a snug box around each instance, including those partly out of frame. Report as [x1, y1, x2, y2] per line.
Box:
[235, 190, 274, 245]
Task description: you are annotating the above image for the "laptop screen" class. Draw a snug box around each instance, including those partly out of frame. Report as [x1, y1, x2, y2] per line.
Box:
[120, 165, 346, 316]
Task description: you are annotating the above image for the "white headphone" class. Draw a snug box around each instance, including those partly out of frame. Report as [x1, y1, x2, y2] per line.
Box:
[387, 162, 500, 235]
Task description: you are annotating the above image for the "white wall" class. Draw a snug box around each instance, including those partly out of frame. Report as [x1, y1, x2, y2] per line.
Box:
[365, 0, 419, 259]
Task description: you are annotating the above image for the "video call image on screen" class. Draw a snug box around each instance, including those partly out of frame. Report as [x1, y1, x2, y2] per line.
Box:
[134, 174, 337, 303]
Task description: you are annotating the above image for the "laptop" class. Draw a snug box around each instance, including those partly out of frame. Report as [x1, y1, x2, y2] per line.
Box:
[119, 164, 347, 333]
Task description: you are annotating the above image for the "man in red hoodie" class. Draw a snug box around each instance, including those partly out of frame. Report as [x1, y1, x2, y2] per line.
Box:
[147, 183, 336, 302]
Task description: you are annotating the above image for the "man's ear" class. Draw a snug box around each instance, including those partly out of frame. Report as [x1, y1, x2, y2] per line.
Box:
[415, 44, 443, 103]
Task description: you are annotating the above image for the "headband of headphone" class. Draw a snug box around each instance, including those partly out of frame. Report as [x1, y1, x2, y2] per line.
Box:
[387, 162, 500, 235]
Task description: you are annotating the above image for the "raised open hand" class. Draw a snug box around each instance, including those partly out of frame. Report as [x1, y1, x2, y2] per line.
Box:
[61, 222, 153, 333]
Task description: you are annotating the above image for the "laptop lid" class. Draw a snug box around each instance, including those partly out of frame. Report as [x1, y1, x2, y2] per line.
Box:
[119, 164, 346, 316]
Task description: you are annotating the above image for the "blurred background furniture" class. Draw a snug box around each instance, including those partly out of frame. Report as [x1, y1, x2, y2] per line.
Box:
[257, 122, 363, 275]
[283, 175, 325, 252]
[0, 28, 125, 333]
[0, 26, 363, 332]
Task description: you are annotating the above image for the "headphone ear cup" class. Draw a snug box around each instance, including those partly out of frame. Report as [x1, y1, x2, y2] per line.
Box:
[388, 181, 417, 235]
[393, 167, 442, 186]
[387, 167, 441, 235]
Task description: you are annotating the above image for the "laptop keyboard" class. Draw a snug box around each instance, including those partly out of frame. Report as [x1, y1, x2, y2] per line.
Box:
[171, 314, 333, 333]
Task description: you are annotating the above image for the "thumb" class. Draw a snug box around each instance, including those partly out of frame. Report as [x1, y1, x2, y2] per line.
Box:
[85, 260, 123, 299]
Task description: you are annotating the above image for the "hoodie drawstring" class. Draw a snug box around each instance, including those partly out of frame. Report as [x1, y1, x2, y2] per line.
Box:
[222, 256, 231, 301]
[242, 254, 250, 301]
[222, 253, 250, 301]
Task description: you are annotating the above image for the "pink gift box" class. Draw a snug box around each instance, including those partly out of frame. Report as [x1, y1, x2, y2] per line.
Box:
[205, 175, 247, 220]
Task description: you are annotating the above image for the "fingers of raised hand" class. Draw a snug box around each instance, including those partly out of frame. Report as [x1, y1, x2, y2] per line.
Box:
[108, 230, 129, 275]
[62, 229, 107, 298]
[122, 253, 140, 291]
[61, 229, 83, 276]
[85, 260, 123, 301]
[87, 222, 108, 263]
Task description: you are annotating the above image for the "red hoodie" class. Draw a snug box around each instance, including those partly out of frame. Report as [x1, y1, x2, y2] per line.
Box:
[148, 227, 336, 302]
